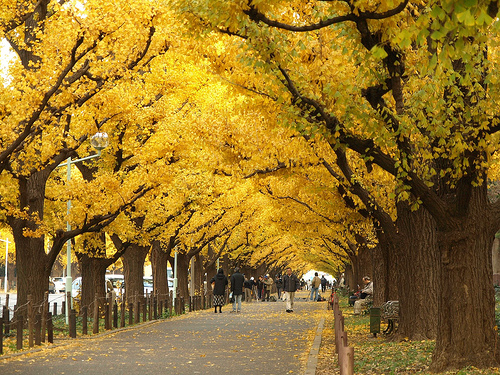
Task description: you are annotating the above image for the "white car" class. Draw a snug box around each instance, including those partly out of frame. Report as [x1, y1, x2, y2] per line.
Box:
[51, 277, 66, 293]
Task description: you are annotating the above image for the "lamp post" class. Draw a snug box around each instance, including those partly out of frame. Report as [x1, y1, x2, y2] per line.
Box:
[58, 132, 109, 323]
[0, 238, 10, 293]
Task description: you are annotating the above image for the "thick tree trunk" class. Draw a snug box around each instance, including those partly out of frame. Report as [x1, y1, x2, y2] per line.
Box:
[151, 240, 168, 298]
[122, 244, 149, 303]
[371, 228, 398, 307]
[396, 202, 439, 340]
[175, 252, 190, 300]
[194, 253, 204, 296]
[8, 172, 51, 315]
[430, 221, 498, 370]
[77, 253, 110, 314]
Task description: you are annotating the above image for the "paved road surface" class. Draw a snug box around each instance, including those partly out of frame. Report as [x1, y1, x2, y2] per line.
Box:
[0, 293, 326, 375]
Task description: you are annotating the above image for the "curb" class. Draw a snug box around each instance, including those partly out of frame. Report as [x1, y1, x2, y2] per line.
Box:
[304, 316, 325, 375]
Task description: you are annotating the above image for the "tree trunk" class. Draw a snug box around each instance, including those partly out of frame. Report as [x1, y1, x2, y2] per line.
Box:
[8, 172, 51, 316]
[430, 219, 498, 370]
[175, 252, 190, 299]
[122, 243, 149, 303]
[371, 227, 398, 307]
[77, 252, 110, 315]
[151, 240, 168, 298]
[194, 253, 204, 296]
[396, 202, 439, 340]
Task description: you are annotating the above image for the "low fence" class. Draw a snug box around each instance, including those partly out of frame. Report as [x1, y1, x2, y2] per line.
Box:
[332, 293, 354, 375]
[0, 291, 212, 355]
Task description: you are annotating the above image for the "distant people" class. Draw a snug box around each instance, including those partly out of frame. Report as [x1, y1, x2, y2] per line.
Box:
[244, 276, 256, 302]
[211, 268, 228, 313]
[275, 275, 283, 300]
[230, 267, 245, 313]
[310, 272, 321, 301]
[321, 275, 327, 293]
[282, 267, 300, 313]
[263, 274, 273, 301]
[256, 276, 265, 301]
[353, 276, 373, 315]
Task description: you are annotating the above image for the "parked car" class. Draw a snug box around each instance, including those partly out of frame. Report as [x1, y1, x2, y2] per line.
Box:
[51, 277, 65, 293]
[71, 276, 118, 299]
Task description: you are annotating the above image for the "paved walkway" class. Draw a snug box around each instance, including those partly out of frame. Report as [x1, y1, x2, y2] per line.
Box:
[0, 293, 327, 375]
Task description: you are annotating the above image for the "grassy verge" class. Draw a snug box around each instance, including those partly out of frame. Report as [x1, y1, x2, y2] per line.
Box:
[316, 295, 500, 375]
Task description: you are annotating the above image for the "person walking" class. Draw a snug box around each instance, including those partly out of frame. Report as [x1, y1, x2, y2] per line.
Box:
[256, 275, 265, 301]
[244, 276, 256, 302]
[282, 267, 300, 313]
[310, 272, 321, 301]
[230, 267, 245, 313]
[263, 274, 273, 301]
[210, 268, 228, 313]
[321, 275, 327, 293]
[275, 274, 283, 300]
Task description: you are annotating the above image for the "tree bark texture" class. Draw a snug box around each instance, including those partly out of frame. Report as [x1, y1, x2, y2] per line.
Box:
[9, 172, 51, 316]
[151, 240, 169, 297]
[430, 187, 499, 371]
[396, 202, 439, 340]
[122, 243, 149, 303]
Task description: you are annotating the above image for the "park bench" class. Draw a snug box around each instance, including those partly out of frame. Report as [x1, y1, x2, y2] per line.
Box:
[381, 300, 399, 334]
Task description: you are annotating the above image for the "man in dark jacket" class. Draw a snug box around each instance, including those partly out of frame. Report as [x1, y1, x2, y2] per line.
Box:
[282, 267, 300, 313]
[230, 267, 245, 313]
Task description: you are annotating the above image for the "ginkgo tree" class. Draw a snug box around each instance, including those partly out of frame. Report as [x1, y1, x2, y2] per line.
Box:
[174, 0, 500, 371]
[0, 0, 172, 311]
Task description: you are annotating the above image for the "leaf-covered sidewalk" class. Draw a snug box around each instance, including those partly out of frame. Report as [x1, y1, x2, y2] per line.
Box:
[0, 292, 327, 375]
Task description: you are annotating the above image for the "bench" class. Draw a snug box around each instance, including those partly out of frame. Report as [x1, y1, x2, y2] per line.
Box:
[381, 300, 399, 334]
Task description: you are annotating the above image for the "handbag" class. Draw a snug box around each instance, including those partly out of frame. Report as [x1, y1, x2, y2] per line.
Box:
[229, 292, 234, 303]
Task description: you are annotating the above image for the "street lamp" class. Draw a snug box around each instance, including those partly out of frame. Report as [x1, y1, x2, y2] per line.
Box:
[0, 238, 11, 293]
[58, 132, 109, 323]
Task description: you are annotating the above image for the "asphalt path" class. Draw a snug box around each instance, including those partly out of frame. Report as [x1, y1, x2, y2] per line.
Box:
[0, 292, 327, 375]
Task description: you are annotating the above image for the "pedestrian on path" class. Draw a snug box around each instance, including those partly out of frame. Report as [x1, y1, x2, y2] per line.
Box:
[230, 267, 245, 313]
[275, 274, 283, 300]
[321, 275, 327, 293]
[263, 274, 273, 301]
[244, 276, 256, 302]
[310, 272, 321, 301]
[282, 267, 300, 313]
[211, 268, 228, 313]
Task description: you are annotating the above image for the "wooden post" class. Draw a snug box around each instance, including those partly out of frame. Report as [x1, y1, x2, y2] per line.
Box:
[128, 302, 134, 326]
[47, 312, 53, 343]
[135, 300, 140, 324]
[28, 294, 34, 347]
[41, 291, 48, 343]
[153, 294, 158, 320]
[0, 317, 3, 355]
[146, 293, 151, 321]
[104, 296, 110, 331]
[113, 301, 118, 328]
[82, 306, 88, 335]
[3, 305, 9, 335]
[339, 345, 354, 375]
[61, 297, 65, 317]
[16, 315, 23, 350]
[93, 294, 99, 334]
[158, 299, 163, 319]
[69, 309, 77, 338]
[120, 299, 125, 328]
[142, 298, 147, 323]
[53, 302, 57, 316]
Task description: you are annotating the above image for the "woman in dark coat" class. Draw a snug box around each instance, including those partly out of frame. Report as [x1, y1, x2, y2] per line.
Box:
[210, 268, 228, 313]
